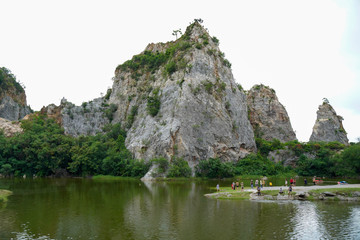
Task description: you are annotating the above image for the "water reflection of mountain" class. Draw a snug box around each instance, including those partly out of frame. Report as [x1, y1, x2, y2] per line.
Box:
[0, 179, 359, 239]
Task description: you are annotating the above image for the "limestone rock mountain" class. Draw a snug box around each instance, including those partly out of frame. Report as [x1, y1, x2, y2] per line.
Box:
[41, 97, 109, 137]
[0, 67, 31, 121]
[109, 21, 256, 168]
[247, 84, 297, 142]
[309, 101, 349, 145]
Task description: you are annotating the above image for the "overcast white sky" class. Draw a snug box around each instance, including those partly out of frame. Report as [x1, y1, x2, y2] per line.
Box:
[1, 0, 359, 142]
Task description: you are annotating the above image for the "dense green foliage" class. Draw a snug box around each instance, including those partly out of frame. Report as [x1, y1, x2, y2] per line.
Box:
[195, 158, 234, 178]
[150, 157, 192, 178]
[165, 60, 177, 75]
[104, 103, 118, 122]
[151, 157, 169, 174]
[167, 157, 192, 178]
[0, 106, 358, 180]
[0, 115, 150, 177]
[0, 67, 24, 94]
[126, 105, 139, 128]
[147, 88, 161, 117]
[116, 39, 192, 75]
[194, 138, 359, 179]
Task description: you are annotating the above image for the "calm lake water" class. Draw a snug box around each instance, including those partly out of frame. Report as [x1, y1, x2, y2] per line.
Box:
[1, 178, 360, 239]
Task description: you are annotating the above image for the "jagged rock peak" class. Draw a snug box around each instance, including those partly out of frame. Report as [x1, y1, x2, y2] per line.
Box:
[41, 97, 109, 137]
[309, 100, 349, 145]
[109, 21, 256, 170]
[247, 84, 297, 142]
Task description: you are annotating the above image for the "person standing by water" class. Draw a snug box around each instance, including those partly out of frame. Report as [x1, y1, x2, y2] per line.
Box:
[313, 176, 316, 185]
[288, 185, 292, 196]
[304, 178, 307, 186]
[255, 179, 259, 188]
[290, 178, 294, 186]
[241, 182, 244, 192]
[236, 181, 239, 189]
[232, 182, 236, 190]
[251, 179, 254, 189]
[216, 184, 220, 191]
[285, 178, 288, 187]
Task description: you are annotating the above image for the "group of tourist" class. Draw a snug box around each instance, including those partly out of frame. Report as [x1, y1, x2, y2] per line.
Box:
[249, 179, 268, 196]
[250, 178, 267, 189]
[215, 176, 317, 196]
[230, 181, 244, 191]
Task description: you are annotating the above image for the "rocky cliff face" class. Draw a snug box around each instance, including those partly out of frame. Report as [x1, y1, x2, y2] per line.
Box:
[309, 102, 349, 145]
[247, 84, 297, 142]
[268, 148, 315, 168]
[0, 117, 22, 137]
[0, 67, 31, 121]
[41, 98, 109, 137]
[109, 21, 256, 167]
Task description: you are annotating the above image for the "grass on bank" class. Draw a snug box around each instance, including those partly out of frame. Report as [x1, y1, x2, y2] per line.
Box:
[208, 187, 297, 200]
[92, 175, 140, 181]
[212, 191, 253, 200]
[0, 189, 12, 203]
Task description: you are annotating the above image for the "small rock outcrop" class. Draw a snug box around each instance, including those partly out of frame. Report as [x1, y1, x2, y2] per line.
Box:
[0, 67, 31, 121]
[0, 117, 22, 137]
[247, 84, 297, 142]
[109, 21, 256, 168]
[267, 149, 315, 167]
[309, 101, 349, 145]
[41, 98, 109, 137]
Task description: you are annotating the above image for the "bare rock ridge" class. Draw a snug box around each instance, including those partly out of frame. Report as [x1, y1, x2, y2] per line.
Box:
[310, 101, 349, 145]
[109, 21, 256, 167]
[41, 98, 109, 137]
[247, 84, 297, 142]
[0, 67, 31, 121]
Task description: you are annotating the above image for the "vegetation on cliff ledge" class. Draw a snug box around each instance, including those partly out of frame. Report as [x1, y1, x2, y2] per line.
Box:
[0, 67, 25, 95]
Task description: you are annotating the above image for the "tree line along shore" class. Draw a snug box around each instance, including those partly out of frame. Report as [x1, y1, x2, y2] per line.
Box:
[0, 114, 359, 179]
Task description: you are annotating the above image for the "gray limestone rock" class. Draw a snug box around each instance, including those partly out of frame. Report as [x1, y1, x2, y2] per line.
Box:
[247, 84, 296, 142]
[322, 192, 336, 197]
[0, 95, 31, 121]
[40, 97, 109, 137]
[309, 102, 349, 145]
[60, 98, 110, 137]
[267, 148, 315, 167]
[109, 22, 256, 169]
